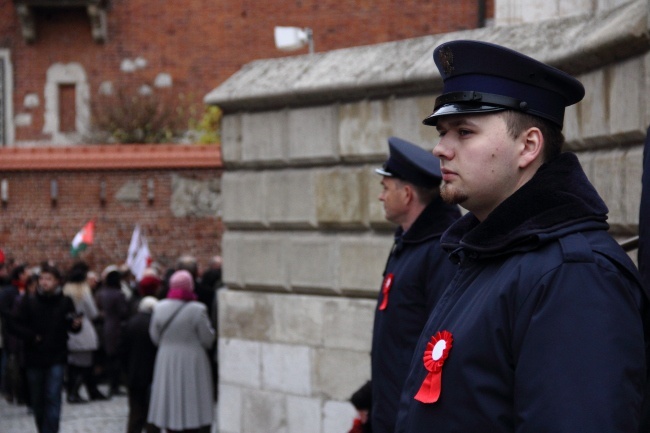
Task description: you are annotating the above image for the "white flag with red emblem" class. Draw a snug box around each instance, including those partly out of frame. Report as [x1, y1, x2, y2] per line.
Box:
[126, 224, 151, 281]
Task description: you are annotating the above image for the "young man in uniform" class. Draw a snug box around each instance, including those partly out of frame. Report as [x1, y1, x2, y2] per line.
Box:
[371, 136, 460, 433]
[395, 40, 649, 432]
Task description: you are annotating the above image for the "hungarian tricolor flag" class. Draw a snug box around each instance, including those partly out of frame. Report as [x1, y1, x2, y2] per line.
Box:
[70, 220, 95, 257]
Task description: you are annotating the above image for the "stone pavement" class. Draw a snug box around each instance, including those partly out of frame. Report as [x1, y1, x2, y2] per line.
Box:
[0, 385, 219, 433]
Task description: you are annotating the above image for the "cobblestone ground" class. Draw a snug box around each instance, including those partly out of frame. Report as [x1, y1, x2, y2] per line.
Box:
[0, 385, 219, 433]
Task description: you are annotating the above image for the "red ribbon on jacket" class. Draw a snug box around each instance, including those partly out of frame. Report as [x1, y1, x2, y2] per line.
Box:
[414, 330, 453, 403]
[378, 273, 394, 310]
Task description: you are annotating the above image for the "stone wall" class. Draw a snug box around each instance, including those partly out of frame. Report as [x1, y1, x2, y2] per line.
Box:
[207, 1, 650, 432]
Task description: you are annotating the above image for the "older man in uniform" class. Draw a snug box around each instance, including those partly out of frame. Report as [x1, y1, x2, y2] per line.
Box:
[394, 40, 650, 433]
[371, 136, 460, 433]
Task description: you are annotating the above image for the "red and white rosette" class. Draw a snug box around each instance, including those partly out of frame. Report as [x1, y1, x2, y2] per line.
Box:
[378, 273, 394, 311]
[414, 330, 453, 403]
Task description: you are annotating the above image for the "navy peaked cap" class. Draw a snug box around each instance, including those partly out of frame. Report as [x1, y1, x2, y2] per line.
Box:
[375, 136, 442, 187]
[423, 40, 585, 128]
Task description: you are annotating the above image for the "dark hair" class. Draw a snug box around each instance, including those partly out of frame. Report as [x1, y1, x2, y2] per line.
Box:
[67, 261, 90, 283]
[350, 381, 372, 411]
[40, 263, 62, 282]
[501, 110, 565, 162]
[104, 270, 122, 288]
[10, 264, 27, 282]
[394, 178, 440, 206]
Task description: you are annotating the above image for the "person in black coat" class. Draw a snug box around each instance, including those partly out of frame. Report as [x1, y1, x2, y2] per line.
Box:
[95, 268, 130, 396]
[11, 264, 81, 433]
[121, 296, 160, 433]
[394, 40, 649, 433]
[371, 137, 460, 433]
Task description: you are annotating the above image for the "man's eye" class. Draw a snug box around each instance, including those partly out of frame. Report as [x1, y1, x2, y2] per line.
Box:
[458, 129, 472, 136]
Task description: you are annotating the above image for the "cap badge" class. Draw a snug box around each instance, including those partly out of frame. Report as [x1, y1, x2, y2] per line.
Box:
[439, 46, 454, 76]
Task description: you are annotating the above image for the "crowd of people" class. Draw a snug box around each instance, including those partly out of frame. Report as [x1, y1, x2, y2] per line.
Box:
[0, 254, 223, 433]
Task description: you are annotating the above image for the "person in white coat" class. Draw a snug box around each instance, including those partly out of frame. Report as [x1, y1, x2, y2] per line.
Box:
[147, 270, 214, 433]
[63, 261, 107, 403]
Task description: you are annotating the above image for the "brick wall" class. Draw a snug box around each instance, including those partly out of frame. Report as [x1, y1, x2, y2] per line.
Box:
[0, 0, 494, 144]
[0, 145, 223, 276]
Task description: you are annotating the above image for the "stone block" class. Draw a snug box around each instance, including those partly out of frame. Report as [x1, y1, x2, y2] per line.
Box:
[609, 56, 647, 144]
[623, 145, 644, 229]
[339, 99, 394, 161]
[390, 95, 441, 149]
[521, 1, 559, 23]
[575, 151, 596, 183]
[322, 298, 375, 351]
[323, 399, 360, 433]
[170, 174, 221, 218]
[221, 113, 242, 164]
[315, 168, 367, 227]
[591, 150, 626, 225]
[221, 171, 267, 228]
[287, 236, 338, 293]
[313, 348, 370, 400]
[266, 169, 317, 228]
[219, 289, 273, 341]
[339, 235, 394, 295]
[288, 105, 339, 163]
[560, 0, 593, 16]
[563, 103, 584, 151]
[219, 338, 261, 388]
[115, 179, 140, 202]
[287, 396, 322, 433]
[241, 110, 288, 165]
[579, 69, 611, 147]
[241, 389, 287, 433]
[261, 342, 312, 395]
[269, 293, 325, 345]
[218, 384, 242, 433]
[597, 0, 636, 13]
[239, 233, 289, 290]
[222, 232, 242, 288]
[365, 166, 393, 228]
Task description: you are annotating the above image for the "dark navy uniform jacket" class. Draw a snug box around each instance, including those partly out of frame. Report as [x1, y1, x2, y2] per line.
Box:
[371, 195, 461, 433]
[395, 153, 650, 433]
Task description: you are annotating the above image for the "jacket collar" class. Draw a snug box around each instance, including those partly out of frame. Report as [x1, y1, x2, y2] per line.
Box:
[441, 152, 609, 256]
[396, 195, 461, 244]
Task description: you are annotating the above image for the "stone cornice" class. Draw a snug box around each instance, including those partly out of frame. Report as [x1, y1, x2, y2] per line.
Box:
[204, 0, 650, 112]
[0, 144, 222, 171]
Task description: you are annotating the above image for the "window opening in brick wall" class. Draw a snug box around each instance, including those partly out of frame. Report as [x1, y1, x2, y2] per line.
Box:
[59, 84, 76, 133]
[44, 63, 89, 144]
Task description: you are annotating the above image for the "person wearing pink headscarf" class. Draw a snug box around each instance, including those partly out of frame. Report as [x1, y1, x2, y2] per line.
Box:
[147, 270, 215, 433]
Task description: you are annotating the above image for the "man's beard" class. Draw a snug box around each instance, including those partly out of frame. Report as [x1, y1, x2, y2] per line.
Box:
[440, 182, 468, 205]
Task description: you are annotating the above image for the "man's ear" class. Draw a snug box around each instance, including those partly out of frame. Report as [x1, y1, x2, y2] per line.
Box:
[519, 127, 543, 169]
[402, 183, 415, 205]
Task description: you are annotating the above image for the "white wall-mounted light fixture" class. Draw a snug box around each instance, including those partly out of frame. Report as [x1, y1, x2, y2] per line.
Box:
[274, 26, 314, 54]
